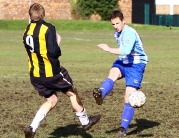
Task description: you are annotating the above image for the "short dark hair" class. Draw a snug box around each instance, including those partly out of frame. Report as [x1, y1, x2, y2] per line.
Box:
[110, 10, 124, 21]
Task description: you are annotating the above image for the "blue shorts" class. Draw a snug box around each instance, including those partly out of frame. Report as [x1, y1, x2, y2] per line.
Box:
[112, 60, 146, 89]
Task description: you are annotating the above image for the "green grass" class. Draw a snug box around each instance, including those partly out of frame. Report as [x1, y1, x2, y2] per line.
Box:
[0, 20, 179, 137]
[1, 19, 179, 31]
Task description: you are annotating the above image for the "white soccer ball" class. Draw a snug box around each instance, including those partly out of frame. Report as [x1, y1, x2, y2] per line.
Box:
[128, 91, 146, 108]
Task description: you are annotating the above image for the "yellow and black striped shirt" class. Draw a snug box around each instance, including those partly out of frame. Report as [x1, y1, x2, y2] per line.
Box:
[23, 20, 61, 77]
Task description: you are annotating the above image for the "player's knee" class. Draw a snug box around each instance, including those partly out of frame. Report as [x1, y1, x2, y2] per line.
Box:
[47, 95, 58, 108]
[66, 91, 75, 97]
[108, 69, 121, 81]
[69, 93, 77, 100]
[125, 87, 137, 102]
[53, 96, 58, 105]
[65, 87, 83, 106]
[68, 91, 83, 106]
[65, 87, 77, 96]
[124, 96, 129, 103]
[51, 99, 58, 108]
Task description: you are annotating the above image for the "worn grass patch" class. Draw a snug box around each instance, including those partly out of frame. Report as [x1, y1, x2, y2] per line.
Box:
[0, 23, 179, 137]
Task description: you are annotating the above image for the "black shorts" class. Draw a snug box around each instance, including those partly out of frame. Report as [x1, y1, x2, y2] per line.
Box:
[30, 66, 73, 98]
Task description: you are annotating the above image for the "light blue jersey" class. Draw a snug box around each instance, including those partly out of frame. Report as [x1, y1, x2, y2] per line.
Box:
[114, 24, 148, 64]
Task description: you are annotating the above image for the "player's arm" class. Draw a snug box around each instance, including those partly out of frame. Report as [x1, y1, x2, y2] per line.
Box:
[97, 31, 136, 56]
[97, 44, 120, 55]
[46, 26, 61, 58]
[120, 31, 135, 56]
[56, 33, 61, 46]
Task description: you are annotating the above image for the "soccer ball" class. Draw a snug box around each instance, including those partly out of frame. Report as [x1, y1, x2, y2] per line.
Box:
[128, 91, 146, 108]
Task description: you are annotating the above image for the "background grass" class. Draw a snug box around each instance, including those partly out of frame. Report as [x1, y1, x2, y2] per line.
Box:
[0, 20, 179, 138]
[1, 19, 179, 31]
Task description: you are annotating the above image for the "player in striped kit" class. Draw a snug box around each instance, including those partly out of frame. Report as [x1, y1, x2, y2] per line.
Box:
[23, 3, 100, 138]
[93, 10, 148, 137]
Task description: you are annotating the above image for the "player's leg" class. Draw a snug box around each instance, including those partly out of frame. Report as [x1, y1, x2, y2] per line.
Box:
[93, 67, 121, 105]
[59, 66, 100, 131]
[66, 87, 83, 111]
[25, 93, 58, 137]
[118, 86, 136, 137]
[30, 93, 58, 130]
[93, 60, 124, 105]
[25, 77, 59, 138]
[65, 87, 100, 130]
[102, 67, 121, 97]
[117, 63, 146, 137]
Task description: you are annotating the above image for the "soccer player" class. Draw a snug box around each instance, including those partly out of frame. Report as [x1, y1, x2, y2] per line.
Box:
[93, 10, 148, 137]
[23, 3, 100, 138]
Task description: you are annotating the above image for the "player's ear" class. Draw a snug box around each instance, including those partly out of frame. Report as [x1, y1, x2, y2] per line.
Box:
[122, 19, 125, 24]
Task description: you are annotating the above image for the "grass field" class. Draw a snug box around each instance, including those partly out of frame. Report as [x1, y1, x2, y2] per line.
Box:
[0, 20, 179, 138]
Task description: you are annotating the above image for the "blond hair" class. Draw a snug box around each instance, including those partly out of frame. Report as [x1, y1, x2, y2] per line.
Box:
[29, 3, 45, 21]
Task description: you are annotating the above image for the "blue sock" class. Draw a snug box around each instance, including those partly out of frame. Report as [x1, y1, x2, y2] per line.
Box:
[99, 78, 114, 99]
[120, 103, 135, 131]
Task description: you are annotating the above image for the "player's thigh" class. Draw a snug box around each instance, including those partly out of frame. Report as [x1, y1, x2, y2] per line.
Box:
[111, 60, 125, 81]
[108, 67, 122, 81]
[125, 86, 137, 102]
[125, 63, 146, 89]
[46, 93, 58, 107]
[30, 76, 55, 97]
[44, 66, 73, 93]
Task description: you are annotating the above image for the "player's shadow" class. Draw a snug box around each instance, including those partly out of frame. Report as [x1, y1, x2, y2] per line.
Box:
[127, 119, 160, 137]
[48, 124, 93, 138]
[105, 119, 160, 137]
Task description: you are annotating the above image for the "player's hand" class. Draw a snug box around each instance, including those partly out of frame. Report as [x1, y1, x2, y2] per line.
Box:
[97, 44, 110, 52]
[56, 33, 61, 46]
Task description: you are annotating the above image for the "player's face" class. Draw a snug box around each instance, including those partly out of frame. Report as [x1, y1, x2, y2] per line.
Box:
[111, 17, 125, 32]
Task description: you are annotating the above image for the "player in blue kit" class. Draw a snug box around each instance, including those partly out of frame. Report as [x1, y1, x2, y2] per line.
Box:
[93, 10, 148, 137]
